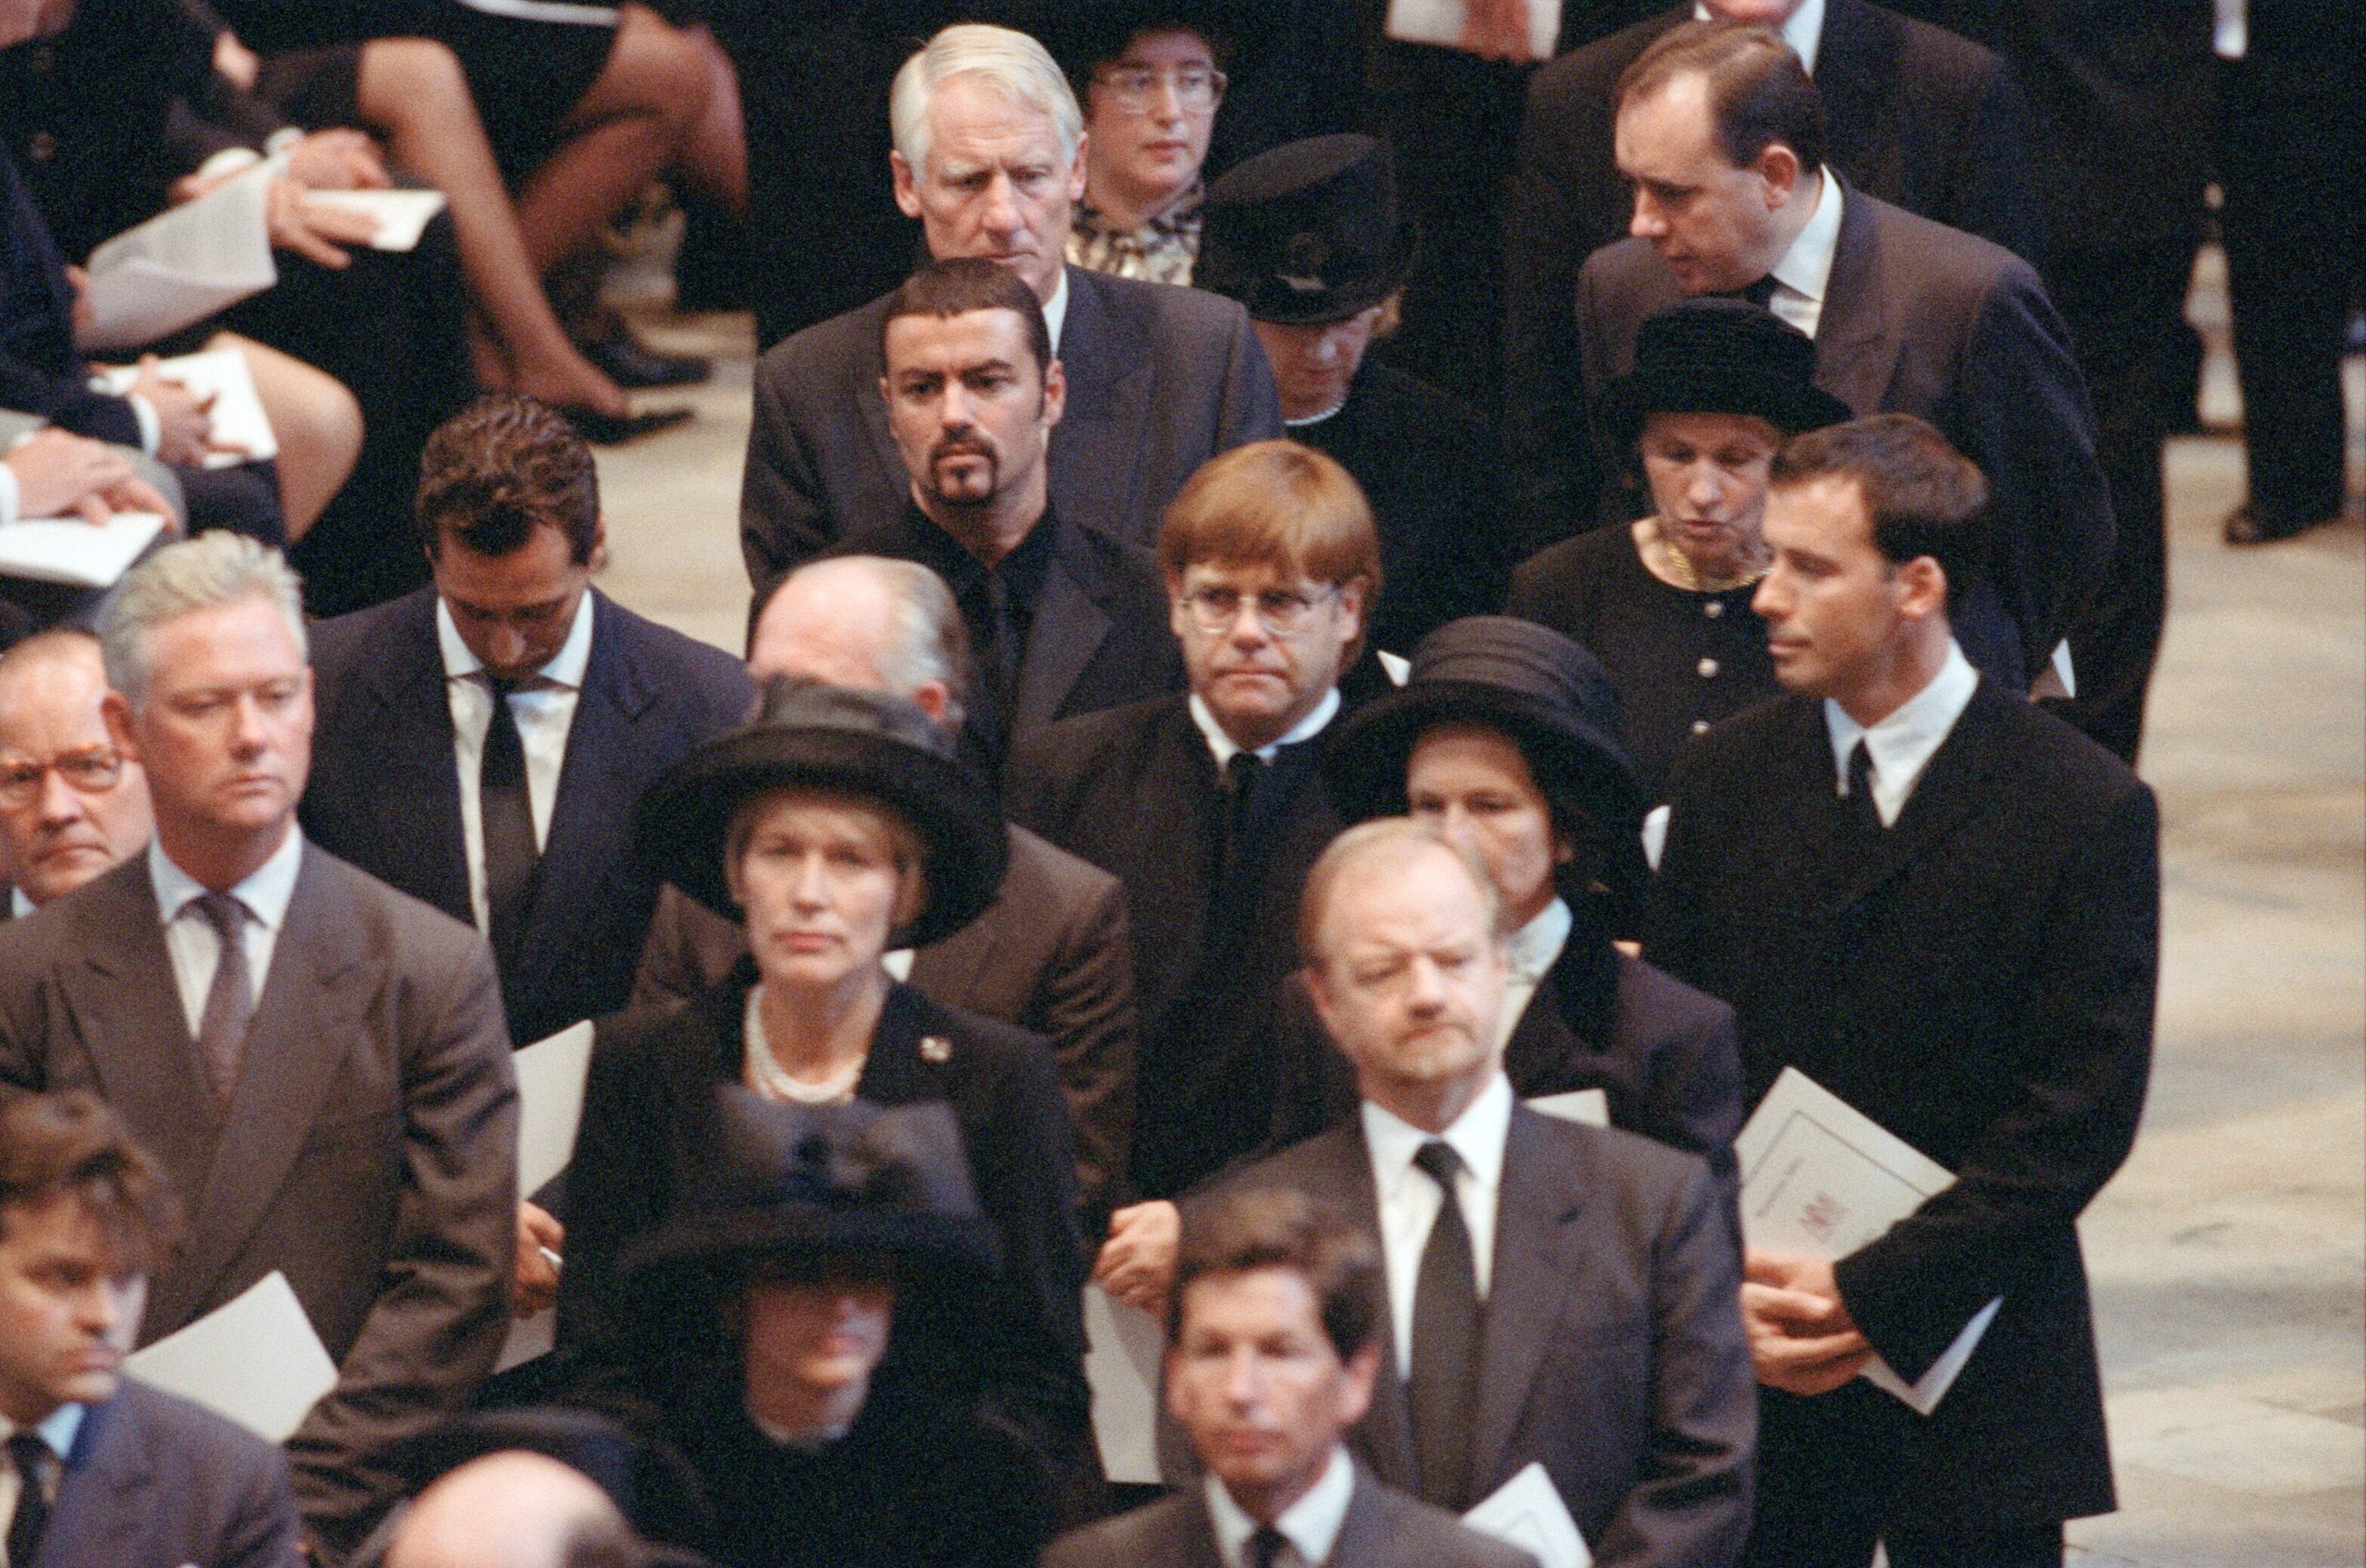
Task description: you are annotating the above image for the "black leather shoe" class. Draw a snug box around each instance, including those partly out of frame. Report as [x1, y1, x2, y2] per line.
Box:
[581, 335, 713, 389]
[564, 405, 694, 444]
[2222, 504, 2318, 546]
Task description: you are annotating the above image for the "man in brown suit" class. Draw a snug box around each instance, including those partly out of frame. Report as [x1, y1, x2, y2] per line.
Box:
[630, 553, 1138, 1225]
[0, 534, 518, 1563]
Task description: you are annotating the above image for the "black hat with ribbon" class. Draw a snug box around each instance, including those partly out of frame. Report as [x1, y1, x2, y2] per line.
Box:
[1593, 296, 1854, 457]
[1197, 133, 1417, 325]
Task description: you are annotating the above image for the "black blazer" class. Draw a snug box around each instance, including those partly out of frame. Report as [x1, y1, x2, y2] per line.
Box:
[557, 975, 1091, 1489]
[1267, 946, 1744, 1203]
[1501, 0, 2044, 557]
[1573, 185, 2113, 688]
[1642, 677, 2156, 1529]
[739, 265, 1282, 602]
[28, 1380, 304, 1568]
[302, 586, 755, 1045]
[824, 505, 1183, 768]
[1216, 1108, 1755, 1568]
[0, 144, 140, 445]
[1007, 693, 1345, 1199]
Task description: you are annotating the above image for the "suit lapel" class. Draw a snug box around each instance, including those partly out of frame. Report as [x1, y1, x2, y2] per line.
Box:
[348, 591, 470, 923]
[1320, 1126, 1420, 1488]
[159, 847, 373, 1328]
[1046, 272, 1153, 537]
[905, 833, 1010, 1007]
[1811, 179, 1901, 416]
[1811, 0, 1885, 178]
[53, 866, 219, 1231]
[1829, 679, 2015, 913]
[38, 1392, 153, 1568]
[1470, 1106, 1590, 1489]
[1013, 526, 1114, 727]
[855, 305, 908, 494]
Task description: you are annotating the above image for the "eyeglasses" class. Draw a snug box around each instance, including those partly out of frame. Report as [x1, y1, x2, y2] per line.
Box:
[1177, 583, 1339, 637]
[0, 746, 124, 810]
[1093, 65, 1226, 115]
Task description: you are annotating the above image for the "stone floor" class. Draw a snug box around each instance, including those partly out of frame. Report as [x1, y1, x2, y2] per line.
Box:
[589, 281, 2366, 1567]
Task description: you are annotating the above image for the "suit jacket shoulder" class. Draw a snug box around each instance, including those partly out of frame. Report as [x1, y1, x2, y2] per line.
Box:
[1006, 693, 1195, 830]
[1342, 1472, 1541, 1568]
[39, 1380, 303, 1568]
[1039, 1489, 1217, 1568]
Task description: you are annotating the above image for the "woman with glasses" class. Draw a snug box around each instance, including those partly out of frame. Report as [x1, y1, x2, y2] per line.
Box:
[1061, 6, 1230, 285]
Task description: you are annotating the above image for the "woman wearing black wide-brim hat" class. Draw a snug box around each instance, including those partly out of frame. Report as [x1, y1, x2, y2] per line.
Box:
[557, 679, 1096, 1513]
[1506, 296, 1852, 796]
[588, 1094, 1060, 1568]
[1269, 616, 1744, 1197]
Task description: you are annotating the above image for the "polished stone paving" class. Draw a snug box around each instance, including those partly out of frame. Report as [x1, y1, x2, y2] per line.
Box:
[589, 292, 2366, 1567]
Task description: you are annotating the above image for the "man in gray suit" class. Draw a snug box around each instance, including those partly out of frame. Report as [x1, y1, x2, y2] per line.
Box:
[738, 21, 1281, 607]
[1043, 1185, 1534, 1568]
[631, 553, 1138, 1228]
[1206, 820, 1752, 1568]
[1563, 20, 2111, 695]
[0, 534, 518, 1563]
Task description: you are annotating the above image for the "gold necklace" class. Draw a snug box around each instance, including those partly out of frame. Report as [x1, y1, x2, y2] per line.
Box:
[1652, 521, 1771, 595]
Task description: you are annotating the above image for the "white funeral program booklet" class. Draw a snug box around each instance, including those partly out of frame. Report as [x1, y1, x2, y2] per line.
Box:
[94, 348, 278, 468]
[124, 1270, 337, 1440]
[1737, 1067, 2002, 1415]
[1083, 1283, 1167, 1484]
[1385, 0, 1561, 59]
[79, 166, 276, 352]
[496, 1020, 598, 1372]
[1465, 1463, 1591, 1568]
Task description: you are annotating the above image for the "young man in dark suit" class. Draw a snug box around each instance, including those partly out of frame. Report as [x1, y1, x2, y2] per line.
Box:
[0, 1090, 303, 1568]
[738, 21, 1280, 601]
[1043, 1185, 1536, 1568]
[1192, 820, 1753, 1565]
[0, 533, 518, 1561]
[830, 257, 1181, 773]
[1643, 415, 2157, 1567]
[1549, 21, 2111, 698]
[303, 394, 753, 1050]
[1502, 0, 2043, 558]
[1007, 439, 1379, 1215]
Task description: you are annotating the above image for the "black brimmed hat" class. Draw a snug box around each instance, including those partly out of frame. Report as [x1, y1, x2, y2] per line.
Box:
[1593, 297, 1854, 456]
[1198, 134, 1416, 325]
[616, 1092, 998, 1323]
[1324, 616, 1649, 901]
[635, 679, 1007, 948]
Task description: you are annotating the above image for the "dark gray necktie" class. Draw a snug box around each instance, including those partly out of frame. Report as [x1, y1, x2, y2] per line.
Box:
[8, 1428, 55, 1568]
[1845, 738, 1884, 836]
[1248, 1523, 1288, 1568]
[1409, 1139, 1481, 1511]
[481, 675, 539, 973]
[191, 892, 252, 1102]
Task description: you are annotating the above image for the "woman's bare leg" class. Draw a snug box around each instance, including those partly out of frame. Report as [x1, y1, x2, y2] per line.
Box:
[354, 37, 628, 417]
[212, 333, 361, 541]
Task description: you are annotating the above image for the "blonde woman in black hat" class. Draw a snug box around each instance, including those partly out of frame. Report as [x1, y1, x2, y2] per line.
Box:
[1506, 297, 1852, 796]
[556, 680, 1094, 1513]
[591, 1095, 1060, 1568]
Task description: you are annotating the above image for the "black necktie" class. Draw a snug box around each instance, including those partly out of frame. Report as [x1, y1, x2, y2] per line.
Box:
[1736, 274, 1780, 309]
[1408, 1140, 1481, 1511]
[481, 675, 539, 974]
[1248, 1524, 1289, 1568]
[1223, 749, 1264, 856]
[982, 572, 1022, 728]
[191, 892, 252, 1103]
[6, 1431, 54, 1568]
[1845, 738, 1884, 836]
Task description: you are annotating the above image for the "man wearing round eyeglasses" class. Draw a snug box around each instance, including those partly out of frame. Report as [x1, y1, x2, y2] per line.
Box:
[1010, 438, 1384, 1222]
[0, 631, 151, 916]
[1066, 11, 1228, 286]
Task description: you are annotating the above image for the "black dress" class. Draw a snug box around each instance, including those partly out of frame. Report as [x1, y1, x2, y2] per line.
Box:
[1292, 360, 1504, 658]
[1506, 524, 1779, 798]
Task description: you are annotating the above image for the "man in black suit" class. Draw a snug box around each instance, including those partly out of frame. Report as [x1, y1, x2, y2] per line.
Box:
[738, 20, 1280, 603]
[832, 257, 1179, 772]
[1560, 21, 2110, 695]
[0, 1091, 304, 1568]
[0, 533, 519, 1561]
[630, 552, 1140, 1230]
[1008, 438, 1378, 1212]
[1644, 416, 2156, 1567]
[1502, 0, 2043, 558]
[1043, 1186, 1536, 1568]
[1199, 819, 1752, 1565]
[304, 395, 752, 1049]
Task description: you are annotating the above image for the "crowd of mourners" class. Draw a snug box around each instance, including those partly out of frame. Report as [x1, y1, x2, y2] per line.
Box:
[0, 2, 2356, 1567]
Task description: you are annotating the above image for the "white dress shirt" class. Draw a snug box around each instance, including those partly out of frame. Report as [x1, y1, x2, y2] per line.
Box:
[149, 827, 304, 1038]
[437, 591, 594, 933]
[1497, 896, 1574, 1051]
[1762, 167, 1845, 340]
[1043, 269, 1071, 355]
[1823, 639, 1979, 826]
[9, 887, 35, 920]
[1361, 1072, 1515, 1379]
[1, 1403, 84, 1558]
[1695, 0, 1826, 73]
[1204, 1445, 1357, 1568]
[1189, 687, 1342, 770]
